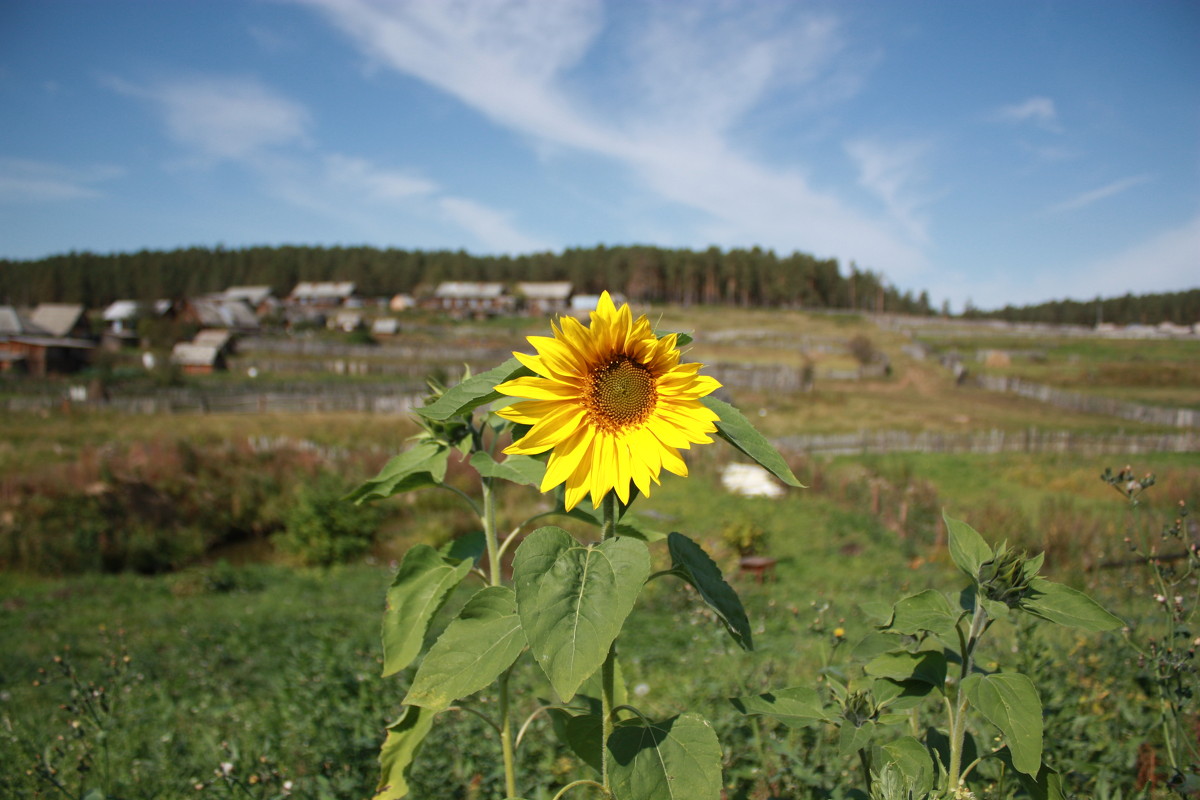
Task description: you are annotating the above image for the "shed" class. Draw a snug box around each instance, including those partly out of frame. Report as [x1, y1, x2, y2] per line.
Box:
[171, 342, 225, 375]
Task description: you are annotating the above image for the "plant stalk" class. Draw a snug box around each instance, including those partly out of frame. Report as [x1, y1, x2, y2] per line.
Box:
[947, 602, 990, 790]
[600, 492, 618, 791]
[481, 475, 518, 798]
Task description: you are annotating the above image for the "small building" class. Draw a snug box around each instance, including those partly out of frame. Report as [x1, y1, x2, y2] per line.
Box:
[288, 281, 357, 308]
[389, 293, 415, 312]
[371, 317, 401, 337]
[102, 300, 143, 334]
[171, 342, 225, 375]
[570, 293, 627, 313]
[330, 310, 364, 333]
[426, 281, 514, 317]
[0, 305, 94, 376]
[516, 282, 573, 316]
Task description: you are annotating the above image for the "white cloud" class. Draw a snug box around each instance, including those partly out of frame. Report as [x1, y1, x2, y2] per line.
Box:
[0, 158, 123, 202]
[1048, 174, 1151, 214]
[845, 138, 931, 244]
[994, 96, 1059, 127]
[1060, 213, 1200, 300]
[439, 196, 550, 254]
[294, 0, 927, 276]
[324, 154, 436, 200]
[107, 75, 311, 161]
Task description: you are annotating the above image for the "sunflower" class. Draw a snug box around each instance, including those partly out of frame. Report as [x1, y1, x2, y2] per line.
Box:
[495, 291, 721, 510]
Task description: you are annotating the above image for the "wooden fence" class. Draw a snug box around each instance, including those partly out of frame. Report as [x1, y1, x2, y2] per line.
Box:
[975, 375, 1196, 428]
[776, 428, 1198, 456]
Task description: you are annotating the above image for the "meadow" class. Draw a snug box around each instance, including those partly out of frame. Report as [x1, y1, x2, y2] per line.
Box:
[1, 308, 1197, 799]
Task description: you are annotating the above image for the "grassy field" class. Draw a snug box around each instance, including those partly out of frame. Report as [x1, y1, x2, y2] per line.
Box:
[1, 307, 1198, 798]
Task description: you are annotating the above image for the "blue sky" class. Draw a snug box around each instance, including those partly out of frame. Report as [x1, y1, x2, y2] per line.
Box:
[1, 0, 1197, 310]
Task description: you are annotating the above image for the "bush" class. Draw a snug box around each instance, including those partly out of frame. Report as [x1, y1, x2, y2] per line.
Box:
[273, 472, 382, 566]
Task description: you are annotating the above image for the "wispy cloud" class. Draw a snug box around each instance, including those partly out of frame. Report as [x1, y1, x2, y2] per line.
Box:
[0, 158, 123, 202]
[323, 154, 435, 201]
[844, 138, 932, 244]
[439, 197, 550, 254]
[106, 74, 312, 161]
[295, 0, 927, 275]
[1034, 212, 1200, 301]
[1048, 174, 1151, 214]
[994, 96, 1060, 131]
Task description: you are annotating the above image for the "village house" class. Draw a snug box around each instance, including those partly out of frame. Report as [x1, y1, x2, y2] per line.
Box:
[288, 281, 357, 308]
[170, 342, 226, 375]
[516, 282, 573, 316]
[0, 305, 95, 376]
[426, 281, 514, 318]
[220, 285, 277, 316]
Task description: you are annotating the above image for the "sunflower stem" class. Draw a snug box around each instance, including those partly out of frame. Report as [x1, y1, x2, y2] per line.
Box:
[600, 491, 618, 791]
[481, 475, 517, 798]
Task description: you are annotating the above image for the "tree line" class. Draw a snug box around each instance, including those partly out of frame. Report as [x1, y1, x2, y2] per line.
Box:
[968, 289, 1200, 327]
[1, 244, 1194, 325]
[0, 244, 934, 315]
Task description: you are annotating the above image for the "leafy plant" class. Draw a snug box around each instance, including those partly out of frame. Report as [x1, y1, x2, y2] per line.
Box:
[732, 511, 1123, 799]
[352, 313, 802, 799]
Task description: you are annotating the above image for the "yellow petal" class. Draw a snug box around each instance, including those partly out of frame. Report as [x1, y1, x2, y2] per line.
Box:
[540, 426, 593, 492]
[495, 375, 579, 401]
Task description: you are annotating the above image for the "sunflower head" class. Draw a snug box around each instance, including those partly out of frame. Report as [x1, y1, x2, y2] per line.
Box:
[495, 291, 721, 510]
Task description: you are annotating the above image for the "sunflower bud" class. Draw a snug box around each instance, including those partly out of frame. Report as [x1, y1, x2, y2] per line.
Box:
[841, 689, 877, 727]
[978, 544, 1033, 608]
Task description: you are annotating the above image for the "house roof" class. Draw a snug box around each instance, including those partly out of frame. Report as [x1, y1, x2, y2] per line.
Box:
[433, 281, 506, 299]
[103, 300, 142, 321]
[517, 282, 572, 300]
[192, 329, 234, 349]
[171, 342, 221, 366]
[223, 285, 274, 305]
[290, 281, 356, 300]
[0, 306, 28, 336]
[188, 298, 260, 329]
[30, 303, 86, 337]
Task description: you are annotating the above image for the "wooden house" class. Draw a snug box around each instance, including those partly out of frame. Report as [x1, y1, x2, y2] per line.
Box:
[426, 282, 514, 317]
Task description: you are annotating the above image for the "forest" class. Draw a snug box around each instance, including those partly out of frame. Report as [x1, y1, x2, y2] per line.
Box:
[1, 243, 1196, 325]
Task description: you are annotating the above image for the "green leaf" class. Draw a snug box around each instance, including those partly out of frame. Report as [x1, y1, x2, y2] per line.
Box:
[403, 586, 526, 712]
[667, 532, 753, 650]
[864, 650, 947, 688]
[381, 546, 474, 677]
[876, 736, 935, 796]
[700, 396, 804, 488]
[961, 672, 1043, 776]
[440, 530, 486, 564]
[563, 712, 604, 774]
[944, 513, 992, 582]
[729, 686, 831, 727]
[348, 441, 450, 504]
[418, 357, 532, 421]
[1021, 577, 1124, 631]
[995, 750, 1066, 800]
[608, 712, 722, 800]
[884, 589, 961, 643]
[839, 718, 877, 756]
[512, 527, 650, 702]
[871, 677, 936, 711]
[374, 706, 436, 800]
[469, 451, 547, 487]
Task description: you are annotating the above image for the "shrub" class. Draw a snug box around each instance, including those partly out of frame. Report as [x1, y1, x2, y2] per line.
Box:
[273, 472, 382, 566]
